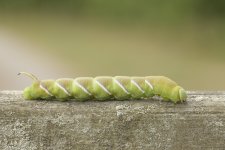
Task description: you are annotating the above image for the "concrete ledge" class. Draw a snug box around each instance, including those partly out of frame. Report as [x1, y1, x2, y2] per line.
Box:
[0, 91, 225, 150]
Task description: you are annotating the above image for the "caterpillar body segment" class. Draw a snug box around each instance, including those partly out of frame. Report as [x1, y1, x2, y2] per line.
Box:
[19, 72, 187, 103]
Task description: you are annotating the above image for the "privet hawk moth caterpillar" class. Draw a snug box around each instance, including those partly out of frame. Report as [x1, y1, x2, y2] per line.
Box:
[18, 72, 187, 103]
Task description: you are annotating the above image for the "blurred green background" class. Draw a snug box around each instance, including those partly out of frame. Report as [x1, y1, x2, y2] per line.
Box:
[0, 0, 225, 90]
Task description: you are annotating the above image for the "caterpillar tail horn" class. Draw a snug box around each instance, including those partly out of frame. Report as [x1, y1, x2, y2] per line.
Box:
[18, 72, 39, 82]
[18, 72, 41, 100]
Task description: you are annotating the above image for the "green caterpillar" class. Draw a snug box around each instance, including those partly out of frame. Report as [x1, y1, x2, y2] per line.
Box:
[18, 72, 187, 103]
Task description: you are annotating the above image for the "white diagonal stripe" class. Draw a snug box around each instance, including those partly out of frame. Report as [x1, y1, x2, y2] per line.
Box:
[145, 80, 153, 90]
[131, 80, 145, 93]
[113, 78, 130, 94]
[95, 80, 112, 95]
[74, 80, 92, 96]
[55, 82, 71, 96]
[40, 83, 53, 96]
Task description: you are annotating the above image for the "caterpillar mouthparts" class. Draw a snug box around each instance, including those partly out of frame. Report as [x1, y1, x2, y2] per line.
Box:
[18, 72, 187, 103]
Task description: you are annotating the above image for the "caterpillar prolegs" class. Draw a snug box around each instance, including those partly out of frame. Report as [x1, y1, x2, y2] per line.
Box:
[18, 72, 187, 103]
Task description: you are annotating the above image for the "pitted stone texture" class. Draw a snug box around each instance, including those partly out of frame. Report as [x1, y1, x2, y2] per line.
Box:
[0, 91, 225, 150]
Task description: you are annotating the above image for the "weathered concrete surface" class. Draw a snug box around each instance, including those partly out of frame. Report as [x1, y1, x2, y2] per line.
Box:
[0, 91, 225, 150]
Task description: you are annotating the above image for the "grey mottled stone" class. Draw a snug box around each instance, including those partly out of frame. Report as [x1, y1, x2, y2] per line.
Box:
[0, 91, 225, 150]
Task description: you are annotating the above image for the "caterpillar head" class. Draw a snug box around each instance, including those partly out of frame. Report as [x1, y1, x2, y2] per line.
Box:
[179, 88, 187, 102]
[171, 86, 187, 103]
